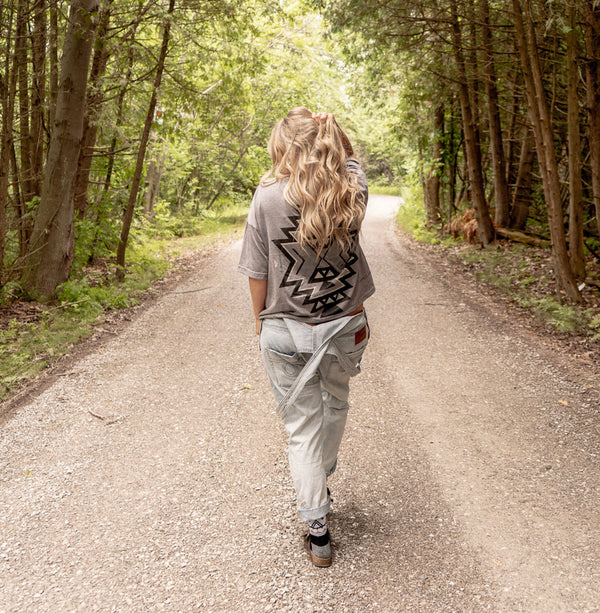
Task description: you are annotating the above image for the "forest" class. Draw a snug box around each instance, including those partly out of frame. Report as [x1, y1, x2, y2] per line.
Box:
[1, 0, 600, 306]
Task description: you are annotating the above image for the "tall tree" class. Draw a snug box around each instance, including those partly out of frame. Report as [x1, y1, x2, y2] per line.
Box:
[0, 2, 17, 277]
[512, 0, 581, 302]
[21, 0, 100, 299]
[423, 104, 443, 226]
[116, 0, 175, 280]
[480, 0, 511, 228]
[72, 0, 112, 219]
[449, 0, 495, 245]
[585, 0, 600, 239]
[567, 3, 585, 280]
[30, 0, 46, 197]
[509, 127, 535, 230]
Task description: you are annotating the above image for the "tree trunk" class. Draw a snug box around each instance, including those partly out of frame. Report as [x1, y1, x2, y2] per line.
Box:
[0, 4, 17, 277]
[505, 72, 521, 190]
[72, 0, 112, 219]
[16, 0, 33, 235]
[567, 4, 585, 280]
[512, 0, 581, 302]
[143, 133, 165, 220]
[10, 141, 26, 256]
[422, 103, 444, 227]
[100, 6, 143, 200]
[509, 127, 535, 230]
[585, 1, 600, 239]
[480, 0, 511, 228]
[116, 0, 175, 279]
[449, 0, 495, 245]
[48, 0, 58, 131]
[21, 0, 100, 300]
[446, 98, 459, 227]
[30, 0, 46, 197]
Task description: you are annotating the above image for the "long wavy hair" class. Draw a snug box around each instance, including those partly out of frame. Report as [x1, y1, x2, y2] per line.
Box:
[260, 107, 365, 255]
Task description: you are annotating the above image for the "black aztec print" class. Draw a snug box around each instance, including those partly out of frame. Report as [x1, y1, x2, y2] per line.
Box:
[273, 215, 358, 318]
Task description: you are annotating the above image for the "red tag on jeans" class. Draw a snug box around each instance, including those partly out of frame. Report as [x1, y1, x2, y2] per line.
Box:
[355, 326, 367, 345]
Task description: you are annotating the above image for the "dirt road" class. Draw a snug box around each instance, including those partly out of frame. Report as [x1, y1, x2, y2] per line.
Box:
[1, 195, 599, 612]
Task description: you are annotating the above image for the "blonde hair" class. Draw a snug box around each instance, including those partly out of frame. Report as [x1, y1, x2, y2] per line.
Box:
[261, 107, 365, 255]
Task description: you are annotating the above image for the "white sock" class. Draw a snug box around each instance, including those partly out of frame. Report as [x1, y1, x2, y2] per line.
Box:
[308, 516, 328, 538]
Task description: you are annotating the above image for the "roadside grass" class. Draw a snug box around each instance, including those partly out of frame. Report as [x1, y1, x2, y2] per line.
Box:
[396, 191, 600, 341]
[0, 205, 247, 402]
[370, 182, 403, 196]
[396, 184, 458, 246]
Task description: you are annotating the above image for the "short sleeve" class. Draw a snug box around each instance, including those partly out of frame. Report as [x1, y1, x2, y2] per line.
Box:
[238, 221, 268, 279]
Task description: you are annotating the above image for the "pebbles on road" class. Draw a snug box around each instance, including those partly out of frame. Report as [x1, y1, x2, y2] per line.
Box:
[1, 195, 599, 612]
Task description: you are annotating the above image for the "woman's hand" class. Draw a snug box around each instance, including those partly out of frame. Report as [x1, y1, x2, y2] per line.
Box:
[312, 111, 331, 123]
[312, 112, 354, 157]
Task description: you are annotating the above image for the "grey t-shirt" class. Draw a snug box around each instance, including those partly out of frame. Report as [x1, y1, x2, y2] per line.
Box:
[238, 158, 375, 324]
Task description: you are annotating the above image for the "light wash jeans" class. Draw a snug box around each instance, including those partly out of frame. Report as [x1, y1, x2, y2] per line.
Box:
[260, 311, 369, 521]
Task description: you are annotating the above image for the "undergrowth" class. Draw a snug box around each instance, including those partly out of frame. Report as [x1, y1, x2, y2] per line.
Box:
[396, 189, 600, 341]
[396, 184, 456, 246]
[0, 205, 247, 401]
[459, 247, 600, 338]
[370, 182, 403, 196]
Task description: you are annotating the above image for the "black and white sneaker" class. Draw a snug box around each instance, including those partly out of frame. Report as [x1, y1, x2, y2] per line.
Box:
[304, 530, 332, 567]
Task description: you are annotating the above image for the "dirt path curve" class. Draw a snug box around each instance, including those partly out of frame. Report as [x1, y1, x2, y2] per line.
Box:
[2, 195, 600, 612]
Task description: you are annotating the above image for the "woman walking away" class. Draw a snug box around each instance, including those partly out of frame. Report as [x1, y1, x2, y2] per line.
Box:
[238, 107, 375, 567]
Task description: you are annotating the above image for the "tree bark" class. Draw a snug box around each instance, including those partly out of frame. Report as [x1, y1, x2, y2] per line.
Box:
[446, 97, 459, 228]
[0, 3, 17, 278]
[449, 0, 495, 245]
[423, 104, 443, 226]
[505, 72, 521, 191]
[585, 1, 600, 239]
[509, 127, 535, 230]
[116, 0, 175, 279]
[480, 0, 511, 228]
[143, 132, 165, 220]
[21, 0, 100, 300]
[48, 0, 58, 131]
[567, 4, 585, 280]
[512, 0, 581, 302]
[30, 0, 46, 197]
[16, 0, 33, 232]
[72, 0, 112, 219]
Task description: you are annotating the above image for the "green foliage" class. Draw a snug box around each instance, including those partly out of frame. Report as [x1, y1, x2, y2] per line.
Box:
[0, 209, 246, 402]
[522, 298, 600, 336]
[455, 244, 600, 338]
[395, 184, 451, 245]
[3, 0, 403, 294]
[0, 281, 25, 305]
[369, 183, 402, 196]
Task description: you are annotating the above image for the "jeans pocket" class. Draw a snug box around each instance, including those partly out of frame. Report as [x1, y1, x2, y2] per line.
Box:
[264, 348, 306, 387]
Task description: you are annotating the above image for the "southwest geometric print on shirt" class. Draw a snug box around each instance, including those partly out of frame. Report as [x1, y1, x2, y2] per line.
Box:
[273, 215, 358, 319]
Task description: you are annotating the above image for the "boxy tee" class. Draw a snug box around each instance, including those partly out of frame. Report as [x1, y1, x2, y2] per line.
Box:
[237, 158, 375, 324]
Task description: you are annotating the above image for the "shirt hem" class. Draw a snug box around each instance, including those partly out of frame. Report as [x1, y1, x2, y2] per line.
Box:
[258, 286, 375, 325]
[237, 265, 268, 280]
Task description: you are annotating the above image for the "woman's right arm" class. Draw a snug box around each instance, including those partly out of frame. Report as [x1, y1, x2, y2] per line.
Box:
[249, 277, 268, 335]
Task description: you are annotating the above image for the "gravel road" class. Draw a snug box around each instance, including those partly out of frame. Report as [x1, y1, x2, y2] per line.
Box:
[1, 195, 599, 612]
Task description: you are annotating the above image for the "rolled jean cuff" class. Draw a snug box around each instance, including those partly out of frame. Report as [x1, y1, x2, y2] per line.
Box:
[298, 500, 331, 522]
